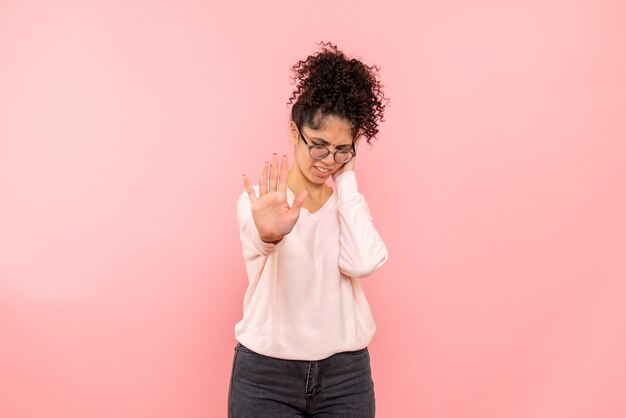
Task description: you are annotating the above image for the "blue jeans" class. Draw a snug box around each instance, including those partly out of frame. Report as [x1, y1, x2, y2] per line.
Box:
[228, 342, 376, 417]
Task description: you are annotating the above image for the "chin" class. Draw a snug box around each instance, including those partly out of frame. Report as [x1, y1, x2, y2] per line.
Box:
[309, 175, 328, 184]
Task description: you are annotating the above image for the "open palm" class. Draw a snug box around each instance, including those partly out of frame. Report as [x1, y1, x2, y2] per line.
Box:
[242, 154, 308, 244]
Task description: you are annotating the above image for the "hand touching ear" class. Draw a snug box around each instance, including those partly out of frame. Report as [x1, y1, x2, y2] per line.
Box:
[332, 138, 361, 182]
[243, 154, 308, 244]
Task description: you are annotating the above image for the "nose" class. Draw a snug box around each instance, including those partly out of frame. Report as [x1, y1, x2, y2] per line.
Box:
[321, 151, 335, 166]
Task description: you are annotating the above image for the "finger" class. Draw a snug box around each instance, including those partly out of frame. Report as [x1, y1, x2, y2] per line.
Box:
[259, 161, 268, 196]
[290, 189, 309, 213]
[242, 174, 257, 202]
[351, 138, 361, 159]
[278, 155, 289, 193]
[269, 153, 279, 191]
[347, 155, 356, 170]
[346, 140, 359, 170]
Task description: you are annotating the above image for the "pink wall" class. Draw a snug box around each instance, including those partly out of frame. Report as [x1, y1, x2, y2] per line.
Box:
[1, 0, 625, 417]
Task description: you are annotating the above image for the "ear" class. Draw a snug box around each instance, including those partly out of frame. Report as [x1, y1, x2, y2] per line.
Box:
[288, 121, 298, 146]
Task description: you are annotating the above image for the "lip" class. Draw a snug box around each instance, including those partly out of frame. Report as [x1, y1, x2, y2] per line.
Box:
[313, 165, 333, 177]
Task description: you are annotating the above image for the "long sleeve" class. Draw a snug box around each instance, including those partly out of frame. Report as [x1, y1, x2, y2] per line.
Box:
[335, 171, 388, 278]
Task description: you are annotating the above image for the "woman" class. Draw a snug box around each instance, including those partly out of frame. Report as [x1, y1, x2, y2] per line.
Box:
[229, 42, 388, 418]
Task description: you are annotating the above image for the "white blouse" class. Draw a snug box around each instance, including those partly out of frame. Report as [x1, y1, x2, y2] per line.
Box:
[234, 171, 388, 360]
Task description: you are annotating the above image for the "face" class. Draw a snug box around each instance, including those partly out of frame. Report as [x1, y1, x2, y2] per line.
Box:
[289, 115, 354, 185]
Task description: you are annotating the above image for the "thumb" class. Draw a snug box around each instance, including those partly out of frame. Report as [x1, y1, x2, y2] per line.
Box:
[290, 189, 308, 213]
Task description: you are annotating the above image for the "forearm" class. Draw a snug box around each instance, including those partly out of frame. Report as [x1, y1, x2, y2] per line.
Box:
[335, 171, 388, 277]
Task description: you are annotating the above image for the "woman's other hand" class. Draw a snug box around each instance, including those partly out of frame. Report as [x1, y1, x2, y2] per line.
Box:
[242, 154, 308, 244]
[332, 138, 361, 182]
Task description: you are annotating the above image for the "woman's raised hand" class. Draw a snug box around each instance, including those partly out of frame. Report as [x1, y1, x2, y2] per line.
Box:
[242, 154, 308, 244]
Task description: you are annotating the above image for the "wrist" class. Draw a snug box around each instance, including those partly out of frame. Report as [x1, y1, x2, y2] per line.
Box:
[334, 169, 356, 182]
[260, 234, 283, 244]
[333, 167, 353, 181]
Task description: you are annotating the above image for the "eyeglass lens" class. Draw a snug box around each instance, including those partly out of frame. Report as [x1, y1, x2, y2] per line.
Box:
[309, 146, 353, 163]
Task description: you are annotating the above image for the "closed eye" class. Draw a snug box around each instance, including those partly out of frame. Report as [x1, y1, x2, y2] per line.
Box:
[313, 142, 351, 151]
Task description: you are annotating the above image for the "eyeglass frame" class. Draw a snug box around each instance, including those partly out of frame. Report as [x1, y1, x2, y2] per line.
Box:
[296, 123, 357, 164]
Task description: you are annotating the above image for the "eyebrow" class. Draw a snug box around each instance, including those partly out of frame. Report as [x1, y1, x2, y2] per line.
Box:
[311, 136, 352, 149]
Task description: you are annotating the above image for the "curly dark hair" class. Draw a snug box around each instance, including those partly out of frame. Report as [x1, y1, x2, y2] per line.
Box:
[287, 41, 388, 144]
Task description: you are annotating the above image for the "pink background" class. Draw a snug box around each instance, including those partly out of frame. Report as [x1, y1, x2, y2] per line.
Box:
[1, 0, 625, 417]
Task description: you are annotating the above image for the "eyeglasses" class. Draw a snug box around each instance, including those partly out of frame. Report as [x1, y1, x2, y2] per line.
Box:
[296, 124, 356, 164]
